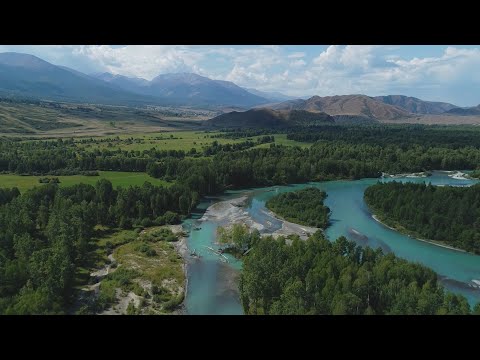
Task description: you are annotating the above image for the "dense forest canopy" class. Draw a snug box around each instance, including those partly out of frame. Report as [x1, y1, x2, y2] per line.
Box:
[239, 232, 473, 315]
[0, 180, 198, 314]
[287, 124, 480, 149]
[266, 188, 330, 228]
[3, 125, 480, 197]
[364, 182, 480, 254]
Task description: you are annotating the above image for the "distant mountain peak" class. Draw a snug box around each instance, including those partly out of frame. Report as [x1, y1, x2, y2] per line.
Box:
[0, 52, 55, 70]
[245, 88, 298, 102]
[374, 95, 458, 114]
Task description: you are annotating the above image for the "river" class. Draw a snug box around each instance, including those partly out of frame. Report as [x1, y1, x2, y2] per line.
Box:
[182, 171, 480, 314]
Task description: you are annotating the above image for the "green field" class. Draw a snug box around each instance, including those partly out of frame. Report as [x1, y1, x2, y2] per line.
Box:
[74, 130, 256, 152]
[0, 171, 172, 193]
[73, 131, 312, 152]
[257, 134, 313, 148]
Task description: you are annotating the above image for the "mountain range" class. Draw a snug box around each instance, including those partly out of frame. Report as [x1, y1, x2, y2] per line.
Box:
[244, 88, 299, 102]
[91, 72, 271, 107]
[1, 51, 478, 123]
[0, 52, 154, 105]
[0, 52, 277, 108]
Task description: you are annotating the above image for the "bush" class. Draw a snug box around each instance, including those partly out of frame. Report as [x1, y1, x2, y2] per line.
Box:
[146, 248, 157, 257]
[135, 242, 157, 257]
[163, 294, 184, 311]
[164, 211, 179, 225]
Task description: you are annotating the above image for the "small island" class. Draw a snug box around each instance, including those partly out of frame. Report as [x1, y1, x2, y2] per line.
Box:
[364, 181, 480, 254]
[265, 187, 330, 229]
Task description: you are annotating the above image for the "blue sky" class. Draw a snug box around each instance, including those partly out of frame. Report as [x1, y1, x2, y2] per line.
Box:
[0, 45, 479, 106]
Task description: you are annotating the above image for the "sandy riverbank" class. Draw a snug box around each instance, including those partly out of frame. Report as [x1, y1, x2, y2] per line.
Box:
[371, 214, 467, 253]
[261, 207, 320, 240]
[383, 172, 430, 179]
[449, 171, 470, 180]
[200, 195, 320, 240]
[200, 196, 263, 229]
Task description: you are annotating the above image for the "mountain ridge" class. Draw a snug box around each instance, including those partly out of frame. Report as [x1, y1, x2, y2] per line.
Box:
[91, 71, 269, 108]
[374, 95, 458, 114]
[268, 94, 411, 121]
[444, 104, 480, 116]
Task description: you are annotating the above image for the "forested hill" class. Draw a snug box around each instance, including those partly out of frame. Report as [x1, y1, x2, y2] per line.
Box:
[204, 109, 334, 128]
[239, 232, 475, 314]
[265, 188, 330, 228]
[364, 182, 480, 254]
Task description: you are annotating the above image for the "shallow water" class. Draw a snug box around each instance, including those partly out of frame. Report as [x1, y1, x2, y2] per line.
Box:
[184, 171, 480, 314]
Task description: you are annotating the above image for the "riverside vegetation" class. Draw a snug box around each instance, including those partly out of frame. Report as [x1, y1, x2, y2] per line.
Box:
[265, 188, 330, 228]
[364, 182, 480, 254]
[239, 232, 479, 315]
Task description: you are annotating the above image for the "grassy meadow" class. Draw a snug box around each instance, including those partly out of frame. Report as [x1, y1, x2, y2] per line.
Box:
[0, 171, 172, 193]
[0, 131, 311, 193]
[72, 131, 312, 152]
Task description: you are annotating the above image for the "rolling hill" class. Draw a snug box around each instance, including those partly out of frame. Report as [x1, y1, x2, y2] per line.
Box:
[374, 95, 458, 114]
[0, 97, 205, 137]
[269, 95, 411, 121]
[204, 109, 334, 128]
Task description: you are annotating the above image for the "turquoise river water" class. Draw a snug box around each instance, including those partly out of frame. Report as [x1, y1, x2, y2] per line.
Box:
[182, 171, 480, 314]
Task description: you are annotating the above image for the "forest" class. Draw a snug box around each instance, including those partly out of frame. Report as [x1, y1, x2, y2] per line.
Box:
[364, 182, 480, 254]
[3, 127, 480, 194]
[3, 125, 480, 315]
[286, 124, 480, 149]
[0, 180, 198, 314]
[239, 232, 479, 315]
[266, 188, 330, 228]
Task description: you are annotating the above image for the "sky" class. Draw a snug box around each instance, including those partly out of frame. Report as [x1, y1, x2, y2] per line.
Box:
[0, 45, 479, 106]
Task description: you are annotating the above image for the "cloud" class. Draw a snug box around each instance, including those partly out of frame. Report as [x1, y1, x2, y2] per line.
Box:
[290, 59, 306, 68]
[288, 52, 306, 59]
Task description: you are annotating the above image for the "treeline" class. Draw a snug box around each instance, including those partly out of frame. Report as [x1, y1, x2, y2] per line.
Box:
[0, 139, 186, 175]
[4, 126, 480, 182]
[0, 188, 20, 206]
[266, 188, 330, 228]
[0, 180, 198, 314]
[202, 137, 274, 156]
[364, 182, 480, 254]
[210, 129, 278, 139]
[5, 139, 480, 196]
[287, 124, 480, 149]
[144, 142, 480, 195]
[209, 142, 480, 186]
[239, 232, 477, 314]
